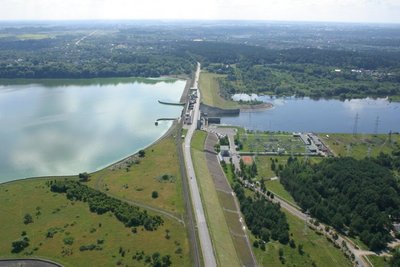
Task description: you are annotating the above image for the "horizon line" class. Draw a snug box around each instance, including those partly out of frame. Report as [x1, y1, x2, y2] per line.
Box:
[0, 18, 399, 26]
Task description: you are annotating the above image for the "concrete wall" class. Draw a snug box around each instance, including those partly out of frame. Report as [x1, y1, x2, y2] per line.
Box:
[200, 103, 240, 117]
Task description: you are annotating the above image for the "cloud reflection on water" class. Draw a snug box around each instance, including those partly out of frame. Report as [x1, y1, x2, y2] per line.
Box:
[1, 79, 185, 181]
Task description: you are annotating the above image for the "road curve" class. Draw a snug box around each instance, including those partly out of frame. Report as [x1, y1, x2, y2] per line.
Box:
[183, 63, 217, 267]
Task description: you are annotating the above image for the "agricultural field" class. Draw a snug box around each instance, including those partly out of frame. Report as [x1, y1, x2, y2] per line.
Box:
[16, 34, 51, 40]
[239, 131, 306, 154]
[320, 133, 400, 159]
[0, 178, 189, 267]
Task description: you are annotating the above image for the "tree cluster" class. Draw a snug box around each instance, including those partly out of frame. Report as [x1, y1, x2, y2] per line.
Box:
[50, 180, 163, 231]
[233, 183, 289, 244]
[280, 157, 400, 251]
[239, 158, 258, 180]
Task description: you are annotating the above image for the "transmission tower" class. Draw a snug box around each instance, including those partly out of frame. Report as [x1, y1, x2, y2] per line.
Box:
[353, 113, 359, 136]
[374, 115, 380, 136]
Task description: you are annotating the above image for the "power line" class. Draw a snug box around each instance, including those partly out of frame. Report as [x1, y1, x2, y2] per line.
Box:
[353, 113, 359, 136]
[374, 115, 380, 136]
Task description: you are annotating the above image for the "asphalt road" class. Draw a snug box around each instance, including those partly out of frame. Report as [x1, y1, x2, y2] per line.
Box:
[183, 63, 217, 267]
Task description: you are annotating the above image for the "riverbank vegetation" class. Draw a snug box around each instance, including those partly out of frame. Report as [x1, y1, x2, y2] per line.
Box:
[0, 178, 189, 266]
[280, 157, 400, 251]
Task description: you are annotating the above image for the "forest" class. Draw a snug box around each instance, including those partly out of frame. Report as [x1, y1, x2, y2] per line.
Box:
[280, 157, 400, 251]
[49, 180, 164, 231]
[233, 181, 289, 245]
[1, 22, 400, 99]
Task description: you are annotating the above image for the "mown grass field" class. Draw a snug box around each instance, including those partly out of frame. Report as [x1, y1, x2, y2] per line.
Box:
[199, 71, 240, 109]
[87, 135, 184, 216]
[367, 255, 391, 267]
[191, 131, 241, 267]
[255, 156, 296, 204]
[252, 208, 352, 267]
[0, 178, 189, 267]
[320, 133, 400, 159]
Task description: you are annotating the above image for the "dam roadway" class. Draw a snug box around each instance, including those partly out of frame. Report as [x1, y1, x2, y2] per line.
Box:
[183, 63, 217, 267]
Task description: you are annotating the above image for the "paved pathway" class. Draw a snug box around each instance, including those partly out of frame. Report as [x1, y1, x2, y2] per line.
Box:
[183, 63, 217, 267]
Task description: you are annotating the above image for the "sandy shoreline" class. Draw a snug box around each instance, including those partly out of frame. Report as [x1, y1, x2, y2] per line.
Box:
[239, 102, 273, 112]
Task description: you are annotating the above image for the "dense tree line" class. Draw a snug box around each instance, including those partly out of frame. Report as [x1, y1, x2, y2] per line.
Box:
[1, 24, 400, 100]
[280, 157, 400, 251]
[49, 180, 163, 231]
[373, 144, 400, 172]
[233, 183, 289, 244]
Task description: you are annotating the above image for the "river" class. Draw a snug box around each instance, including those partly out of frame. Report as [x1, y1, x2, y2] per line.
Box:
[0, 78, 185, 182]
[222, 94, 400, 134]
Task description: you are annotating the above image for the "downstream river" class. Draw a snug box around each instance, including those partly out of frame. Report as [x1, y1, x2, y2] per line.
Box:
[223, 94, 400, 134]
[0, 78, 185, 182]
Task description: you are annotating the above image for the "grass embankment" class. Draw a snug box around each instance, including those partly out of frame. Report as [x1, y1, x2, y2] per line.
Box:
[191, 131, 241, 267]
[252, 208, 353, 267]
[87, 135, 184, 216]
[320, 133, 400, 159]
[199, 71, 240, 109]
[0, 179, 189, 267]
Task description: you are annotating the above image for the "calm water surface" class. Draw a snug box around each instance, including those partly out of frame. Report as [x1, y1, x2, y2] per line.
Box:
[223, 95, 400, 133]
[0, 79, 185, 182]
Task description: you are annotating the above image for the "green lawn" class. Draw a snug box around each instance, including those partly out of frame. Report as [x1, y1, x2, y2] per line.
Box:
[199, 71, 240, 109]
[0, 179, 189, 267]
[87, 135, 184, 216]
[367, 255, 391, 267]
[320, 133, 400, 159]
[191, 131, 241, 267]
[253, 208, 352, 267]
[265, 180, 299, 208]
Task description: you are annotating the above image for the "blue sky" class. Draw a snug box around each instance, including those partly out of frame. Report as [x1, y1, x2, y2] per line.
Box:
[0, 0, 399, 23]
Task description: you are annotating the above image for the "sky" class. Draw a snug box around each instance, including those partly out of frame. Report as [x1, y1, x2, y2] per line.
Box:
[0, 0, 399, 23]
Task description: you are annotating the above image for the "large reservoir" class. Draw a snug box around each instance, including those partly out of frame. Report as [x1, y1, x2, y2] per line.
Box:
[0, 78, 185, 182]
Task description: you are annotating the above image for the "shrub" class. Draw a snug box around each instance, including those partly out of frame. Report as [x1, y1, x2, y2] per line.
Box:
[23, 213, 33, 224]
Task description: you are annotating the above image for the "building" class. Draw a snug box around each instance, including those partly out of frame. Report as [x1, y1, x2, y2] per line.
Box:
[220, 145, 230, 157]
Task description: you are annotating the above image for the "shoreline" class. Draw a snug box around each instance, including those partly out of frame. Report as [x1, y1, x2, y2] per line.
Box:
[239, 102, 273, 112]
[0, 78, 190, 185]
[0, 120, 180, 186]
